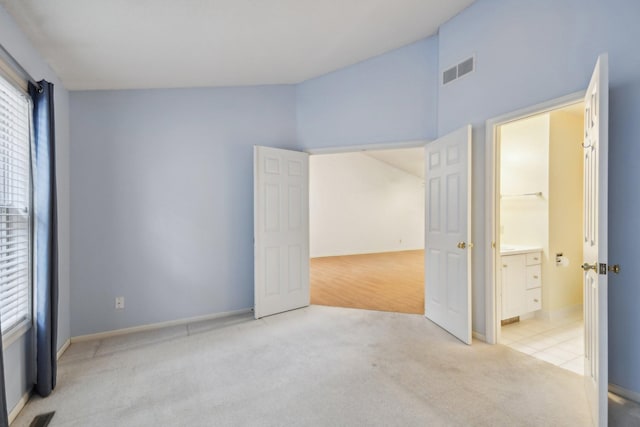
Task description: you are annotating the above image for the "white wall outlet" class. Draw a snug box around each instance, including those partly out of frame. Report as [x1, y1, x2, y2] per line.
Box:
[115, 296, 125, 309]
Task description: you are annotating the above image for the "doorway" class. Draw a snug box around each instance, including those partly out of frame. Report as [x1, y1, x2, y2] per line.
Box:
[492, 100, 585, 375]
[308, 147, 425, 314]
[254, 127, 474, 344]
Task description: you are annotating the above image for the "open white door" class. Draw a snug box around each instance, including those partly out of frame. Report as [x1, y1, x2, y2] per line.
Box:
[582, 54, 608, 427]
[254, 146, 310, 319]
[425, 125, 472, 345]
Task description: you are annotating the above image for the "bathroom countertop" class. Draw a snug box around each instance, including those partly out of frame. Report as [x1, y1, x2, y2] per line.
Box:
[500, 245, 543, 256]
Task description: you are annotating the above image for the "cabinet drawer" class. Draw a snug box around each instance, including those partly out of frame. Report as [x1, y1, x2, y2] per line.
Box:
[526, 288, 542, 312]
[526, 252, 542, 265]
[525, 265, 541, 289]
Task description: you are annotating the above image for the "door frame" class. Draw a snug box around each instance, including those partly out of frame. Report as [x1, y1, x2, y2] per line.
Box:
[484, 91, 585, 345]
[305, 139, 429, 155]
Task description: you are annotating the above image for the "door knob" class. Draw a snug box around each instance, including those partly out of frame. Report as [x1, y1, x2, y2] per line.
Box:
[608, 264, 621, 274]
[457, 242, 466, 249]
[581, 262, 597, 271]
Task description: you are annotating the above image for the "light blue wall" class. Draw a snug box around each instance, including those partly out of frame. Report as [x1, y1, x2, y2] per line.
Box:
[70, 86, 297, 336]
[69, 38, 440, 337]
[296, 37, 438, 149]
[437, 0, 640, 394]
[0, 3, 71, 413]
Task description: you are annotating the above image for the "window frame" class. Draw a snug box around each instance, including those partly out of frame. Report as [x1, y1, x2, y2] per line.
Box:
[0, 66, 34, 348]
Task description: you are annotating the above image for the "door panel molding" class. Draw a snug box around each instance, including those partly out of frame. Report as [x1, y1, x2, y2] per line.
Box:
[254, 146, 310, 319]
[424, 125, 472, 345]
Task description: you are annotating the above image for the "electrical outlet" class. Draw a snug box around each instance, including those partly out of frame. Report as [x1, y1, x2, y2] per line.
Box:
[115, 296, 125, 310]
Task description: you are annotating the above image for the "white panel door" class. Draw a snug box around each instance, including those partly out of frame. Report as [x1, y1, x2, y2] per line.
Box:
[425, 125, 472, 345]
[582, 54, 608, 427]
[254, 146, 309, 319]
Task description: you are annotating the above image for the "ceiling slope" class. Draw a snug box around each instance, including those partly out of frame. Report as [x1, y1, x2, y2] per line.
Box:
[1, 0, 474, 90]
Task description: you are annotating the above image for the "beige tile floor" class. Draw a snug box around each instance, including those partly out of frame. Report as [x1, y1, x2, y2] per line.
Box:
[500, 312, 584, 375]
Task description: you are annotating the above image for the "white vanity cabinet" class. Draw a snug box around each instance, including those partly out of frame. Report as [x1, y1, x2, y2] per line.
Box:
[501, 249, 542, 320]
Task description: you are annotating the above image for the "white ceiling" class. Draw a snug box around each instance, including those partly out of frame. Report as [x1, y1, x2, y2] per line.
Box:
[365, 147, 424, 179]
[1, 0, 474, 90]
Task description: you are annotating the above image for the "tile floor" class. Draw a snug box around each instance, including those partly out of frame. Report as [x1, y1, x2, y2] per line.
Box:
[500, 312, 584, 375]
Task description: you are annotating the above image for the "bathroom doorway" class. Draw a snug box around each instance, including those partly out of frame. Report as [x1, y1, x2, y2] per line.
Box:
[495, 101, 585, 375]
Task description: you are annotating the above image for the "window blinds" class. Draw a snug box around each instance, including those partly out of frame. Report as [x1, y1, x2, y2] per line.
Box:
[0, 74, 31, 334]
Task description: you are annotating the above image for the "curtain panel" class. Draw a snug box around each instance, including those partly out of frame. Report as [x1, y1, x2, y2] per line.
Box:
[29, 81, 59, 398]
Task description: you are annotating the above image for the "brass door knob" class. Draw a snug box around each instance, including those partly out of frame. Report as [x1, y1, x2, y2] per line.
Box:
[608, 264, 621, 274]
[581, 263, 597, 271]
[457, 242, 466, 249]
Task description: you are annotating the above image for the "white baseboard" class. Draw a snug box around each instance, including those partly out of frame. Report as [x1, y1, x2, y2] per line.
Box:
[8, 390, 31, 425]
[57, 338, 71, 360]
[70, 308, 253, 343]
[539, 304, 582, 321]
[472, 331, 486, 342]
[610, 383, 640, 405]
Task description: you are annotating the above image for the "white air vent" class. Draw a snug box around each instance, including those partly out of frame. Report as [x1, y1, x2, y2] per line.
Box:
[442, 56, 475, 85]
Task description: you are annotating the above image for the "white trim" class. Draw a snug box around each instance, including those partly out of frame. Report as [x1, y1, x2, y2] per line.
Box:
[305, 139, 430, 155]
[484, 91, 586, 345]
[2, 321, 31, 351]
[8, 390, 31, 425]
[0, 55, 28, 93]
[472, 331, 486, 342]
[609, 384, 640, 405]
[56, 338, 71, 360]
[70, 308, 253, 343]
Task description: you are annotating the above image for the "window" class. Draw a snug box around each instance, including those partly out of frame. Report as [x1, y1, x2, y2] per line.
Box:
[0, 73, 31, 335]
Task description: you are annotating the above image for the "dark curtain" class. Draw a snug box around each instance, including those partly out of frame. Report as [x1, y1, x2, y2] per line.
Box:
[28, 81, 58, 397]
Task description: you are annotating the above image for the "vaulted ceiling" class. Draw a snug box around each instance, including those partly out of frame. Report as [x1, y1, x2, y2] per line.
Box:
[1, 0, 474, 90]
[365, 148, 424, 179]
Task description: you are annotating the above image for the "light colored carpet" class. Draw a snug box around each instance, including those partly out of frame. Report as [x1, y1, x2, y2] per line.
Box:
[13, 306, 594, 426]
